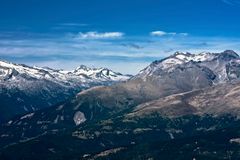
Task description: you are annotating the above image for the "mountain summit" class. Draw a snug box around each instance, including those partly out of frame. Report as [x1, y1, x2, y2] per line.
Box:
[72, 65, 129, 81]
[137, 50, 240, 83]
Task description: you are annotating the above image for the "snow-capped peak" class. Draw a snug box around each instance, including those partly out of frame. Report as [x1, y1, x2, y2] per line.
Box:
[136, 50, 240, 81]
[172, 50, 239, 63]
[0, 60, 54, 80]
[152, 50, 239, 70]
[0, 60, 131, 88]
[72, 65, 130, 81]
[74, 65, 93, 72]
[171, 51, 215, 63]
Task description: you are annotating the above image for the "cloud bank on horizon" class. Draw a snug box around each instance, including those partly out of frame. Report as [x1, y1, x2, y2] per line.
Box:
[0, 0, 240, 74]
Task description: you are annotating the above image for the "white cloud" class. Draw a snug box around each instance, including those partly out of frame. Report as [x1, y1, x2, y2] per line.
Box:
[150, 31, 168, 36]
[150, 30, 188, 36]
[76, 31, 124, 39]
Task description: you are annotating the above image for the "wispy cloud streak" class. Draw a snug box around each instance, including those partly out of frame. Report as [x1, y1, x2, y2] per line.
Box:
[150, 30, 188, 37]
[75, 31, 124, 39]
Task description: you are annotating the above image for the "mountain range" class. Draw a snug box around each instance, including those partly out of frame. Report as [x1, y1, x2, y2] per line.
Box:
[0, 61, 131, 123]
[1, 50, 240, 160]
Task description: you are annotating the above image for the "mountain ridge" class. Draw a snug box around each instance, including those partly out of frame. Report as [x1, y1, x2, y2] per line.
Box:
[0, 59, 131, 122]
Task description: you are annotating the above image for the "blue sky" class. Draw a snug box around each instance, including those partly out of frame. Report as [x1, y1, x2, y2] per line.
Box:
[0, 0, 240, 74]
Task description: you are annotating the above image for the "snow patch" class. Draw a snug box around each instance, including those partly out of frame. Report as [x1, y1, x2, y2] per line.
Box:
[230, 138, 240, 144]
[53, 115, 60, 124]
[20, 113, 34, 120]
[73, 111, 86, 126]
